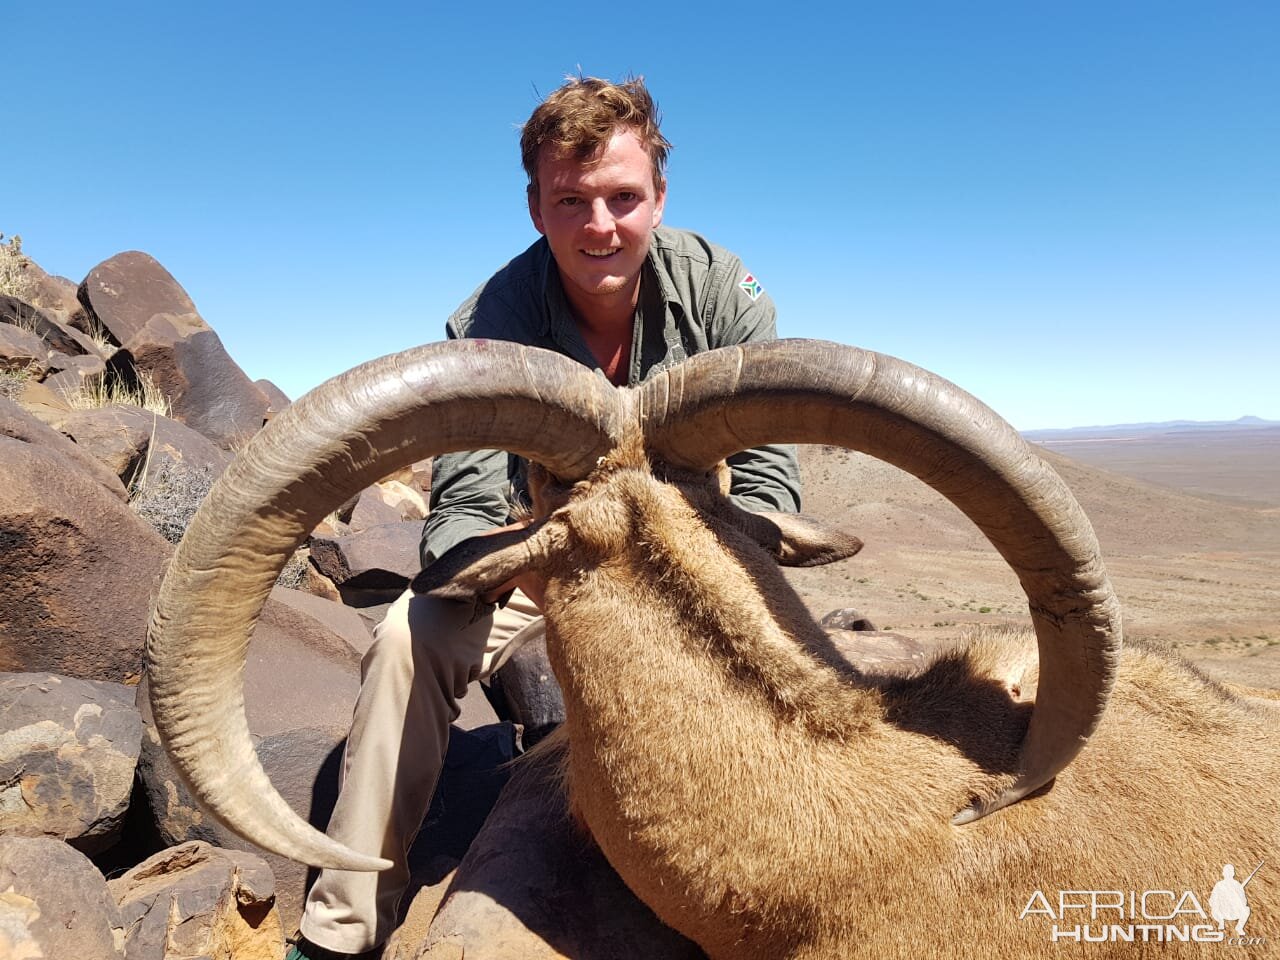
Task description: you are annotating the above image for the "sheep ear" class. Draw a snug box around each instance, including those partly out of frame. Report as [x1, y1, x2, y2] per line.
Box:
[410, 525, 542, 602]
[737, 511, 864, 568]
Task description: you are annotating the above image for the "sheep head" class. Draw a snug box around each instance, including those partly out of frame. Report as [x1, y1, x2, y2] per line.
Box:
[144, 339, 1122, 871]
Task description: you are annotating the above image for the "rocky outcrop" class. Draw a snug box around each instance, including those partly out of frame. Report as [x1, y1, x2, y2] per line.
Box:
[0, 836, 126, 959]
[309, 520, 423, 604]
[0, 322, 53, 375]
[0, 673, 142, 852]
[0, 293, 99, 358]
[108, 841, 285, 960]
[0, 437, 170, 683]
[419, 752, 702, 959]
[0, 396, 126, 498]
[60, 403, 232, 487]
[78, 251, 269, 449]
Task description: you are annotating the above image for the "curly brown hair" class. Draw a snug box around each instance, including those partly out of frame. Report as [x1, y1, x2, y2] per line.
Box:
[521, 75, 672, 199]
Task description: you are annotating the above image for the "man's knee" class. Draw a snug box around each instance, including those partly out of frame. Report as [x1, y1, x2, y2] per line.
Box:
[365, 590, 492, 698]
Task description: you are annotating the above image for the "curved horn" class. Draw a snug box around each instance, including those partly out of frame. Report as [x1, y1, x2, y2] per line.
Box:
[638, 338, 1121, 823]
[147, 340, 623, 870]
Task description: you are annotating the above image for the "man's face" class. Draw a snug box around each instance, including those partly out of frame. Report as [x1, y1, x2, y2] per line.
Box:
[528, 127, 666, 320]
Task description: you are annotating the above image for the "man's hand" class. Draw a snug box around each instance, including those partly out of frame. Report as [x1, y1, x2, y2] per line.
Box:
[476, 520, 546, 610]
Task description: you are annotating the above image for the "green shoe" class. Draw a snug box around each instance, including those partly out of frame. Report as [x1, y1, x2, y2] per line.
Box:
[285, 935, 382, 960]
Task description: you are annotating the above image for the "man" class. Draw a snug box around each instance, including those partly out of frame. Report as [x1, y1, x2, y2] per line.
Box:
[290, 75, 800, 959]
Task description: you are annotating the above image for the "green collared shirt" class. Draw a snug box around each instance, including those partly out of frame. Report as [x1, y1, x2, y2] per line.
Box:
[420, 225, 802, 567]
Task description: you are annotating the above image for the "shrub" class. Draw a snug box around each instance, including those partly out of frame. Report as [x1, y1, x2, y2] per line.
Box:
[131, 459, 313, 587]
[0, 367, 33, 401]
[0, 233, 35, 302]
[129, 461, 216, 542]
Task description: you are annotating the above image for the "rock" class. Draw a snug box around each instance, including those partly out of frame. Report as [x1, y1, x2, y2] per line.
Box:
[0, 396, 126, 498]
[348, 485, 406, 531]
[41, 351, 108, 400]
[0, 293, 96, 357]
[381, 479, 429, 521]
[60, 404, 231, 488]
[269, 585, 375, 658]
[0, 437, 170, 682]
[0, 835, 126, 958]
[487, 629, 565, 748]
[11, 377, 71, 427]
[824, 627, 942, 677]
[309, 521, 423, 605]
[78, 251, 269, 448]
[419, 750, 703, 959]
[254, 378, 290, 417]
[108, 841, 285, 960]
[0, 322, 52, 375]
[16, 258, 86, 322]
[134, 588, 365, 927]
[301, 561, 344, 603]
[820, 607, 877, 632]
[0, 673, 142, 852]
[136, 724, 346, 931]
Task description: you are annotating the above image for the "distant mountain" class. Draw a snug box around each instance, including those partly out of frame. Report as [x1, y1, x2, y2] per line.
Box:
[1022, 416, 1280, 441]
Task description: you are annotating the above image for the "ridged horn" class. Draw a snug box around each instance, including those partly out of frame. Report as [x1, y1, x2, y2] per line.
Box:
[146, 340, 623, 870]
[638, 338, 1122, 823]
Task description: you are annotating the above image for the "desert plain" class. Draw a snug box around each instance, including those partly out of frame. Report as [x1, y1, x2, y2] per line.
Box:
[785, 424, 1280, 690]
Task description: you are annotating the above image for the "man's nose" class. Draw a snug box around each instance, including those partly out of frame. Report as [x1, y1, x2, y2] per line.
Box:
[585, 199, 614, 234]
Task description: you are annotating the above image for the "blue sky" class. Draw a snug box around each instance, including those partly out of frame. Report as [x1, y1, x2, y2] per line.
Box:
[6, 2, 1277, 430]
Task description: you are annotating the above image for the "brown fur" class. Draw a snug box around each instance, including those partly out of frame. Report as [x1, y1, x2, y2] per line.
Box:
[426, 434, 1280, 959]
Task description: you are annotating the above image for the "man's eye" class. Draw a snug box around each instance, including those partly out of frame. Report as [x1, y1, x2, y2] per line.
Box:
[617, 192, 637, 202]
[560, 197, 581, 206]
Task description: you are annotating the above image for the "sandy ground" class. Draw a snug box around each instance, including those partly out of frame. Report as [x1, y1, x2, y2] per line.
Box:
[784, 436, 1280, 690]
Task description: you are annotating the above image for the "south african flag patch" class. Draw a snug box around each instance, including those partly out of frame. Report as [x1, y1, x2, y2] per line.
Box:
[739, 273, 763, 301]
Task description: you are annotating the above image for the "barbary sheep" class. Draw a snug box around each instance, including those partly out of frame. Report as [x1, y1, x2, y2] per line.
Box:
[146, 339, 1277, 959]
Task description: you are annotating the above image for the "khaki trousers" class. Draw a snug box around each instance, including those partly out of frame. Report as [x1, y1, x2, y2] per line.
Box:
[299, 587, 542, 953]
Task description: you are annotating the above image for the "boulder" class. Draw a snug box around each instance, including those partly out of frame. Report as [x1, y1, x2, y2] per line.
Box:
[0, 835, 126, 959]
[135, 588, 365, 926]
[269, 585, 375, 658]
[78, 251, 269, 448]
[487, 629, 565, 748]
[0, 322, 52, 375]
[14, 257, 87, 322]
[0, 437, 170, 682]
[0, 293, 97, 357]
[419, 751, 703, 959]
[347, 485, 405, 531]
[59, 404, 231, 488]
[11, 377, 71, 428]
[0, 396, 126, 498]
[309, 520, 423, 605]
[820, 607, 877, 632]
[824, 627, 943, 678]
[42, 351, 109, 401]
[381, 479, 429, 521]
[254, 377, 290, 416]
[108, 841, 286, 960]
[0, 673, 142, 852]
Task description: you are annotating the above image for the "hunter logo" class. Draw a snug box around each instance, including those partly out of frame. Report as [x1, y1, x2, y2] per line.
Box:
[1019, 860, 1266, 947]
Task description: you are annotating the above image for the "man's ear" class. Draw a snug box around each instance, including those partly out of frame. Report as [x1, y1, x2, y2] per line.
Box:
[652, 177, 667, 228]
[528, 185, 546, 235]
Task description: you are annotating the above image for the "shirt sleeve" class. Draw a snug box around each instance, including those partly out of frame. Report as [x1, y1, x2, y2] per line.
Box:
[418, 312, 516, 568]
[713, 261, 803, 515]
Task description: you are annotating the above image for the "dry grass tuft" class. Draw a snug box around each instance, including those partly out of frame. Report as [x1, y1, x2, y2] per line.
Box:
[67, 369, 172, 416]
